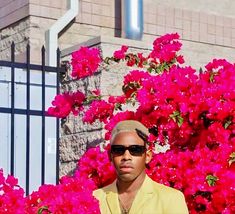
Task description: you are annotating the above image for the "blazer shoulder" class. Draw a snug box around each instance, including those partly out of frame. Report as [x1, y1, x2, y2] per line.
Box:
[93, 181, 116, 199]
[151, 179, 182, 195]
[148, 178, 188, 213]
[148, 177, 186, 201]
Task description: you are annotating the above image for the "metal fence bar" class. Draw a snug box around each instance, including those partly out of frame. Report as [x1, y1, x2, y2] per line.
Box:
[56, 48, 60, 184]
[26, 44, 31, 195]
[0, 60, 60, 73]
[41, 46, 46, 185]
[0, 107, 55, 116]
[10, 42, 15, 176]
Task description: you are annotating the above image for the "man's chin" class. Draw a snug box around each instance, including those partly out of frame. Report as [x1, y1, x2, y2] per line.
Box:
[118, 174, 135, 182]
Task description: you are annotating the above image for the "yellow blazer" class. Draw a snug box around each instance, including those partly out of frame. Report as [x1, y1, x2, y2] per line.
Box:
[93, 175, 188, 214]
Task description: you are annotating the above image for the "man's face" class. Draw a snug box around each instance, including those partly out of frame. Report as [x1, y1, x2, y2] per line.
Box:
[110, 131, 151, 182]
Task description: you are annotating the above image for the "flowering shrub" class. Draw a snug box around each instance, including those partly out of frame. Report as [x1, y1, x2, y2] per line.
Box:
[1, 33, 235, 213]
[0, 169, 26, 213]
[26, 176, 100, 214]
[66, 33, 235, 213]
[0, 168, 101, 213]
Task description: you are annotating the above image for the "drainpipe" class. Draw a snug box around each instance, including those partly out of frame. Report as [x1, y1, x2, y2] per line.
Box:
[45, 0, 79, 66]
[121, 0, 143, 40]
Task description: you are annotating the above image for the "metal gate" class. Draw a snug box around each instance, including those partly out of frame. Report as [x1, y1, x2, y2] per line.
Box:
[0, 43, 64, 195]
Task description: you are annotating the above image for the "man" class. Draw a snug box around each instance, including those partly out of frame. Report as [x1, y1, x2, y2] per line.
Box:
[93, 120, 188, 214]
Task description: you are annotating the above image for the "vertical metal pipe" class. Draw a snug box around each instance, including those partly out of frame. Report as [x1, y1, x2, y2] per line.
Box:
[56, 48, 60, 184]
[41, 46, 46, 185]
[45, 0, 79, 66]
[10, 42, 15, 176]
[26, 43, 30, 195]
[121, 0, 143, 40]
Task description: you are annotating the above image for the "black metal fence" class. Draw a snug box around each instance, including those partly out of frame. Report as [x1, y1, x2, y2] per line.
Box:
[0, 43, 64, 195]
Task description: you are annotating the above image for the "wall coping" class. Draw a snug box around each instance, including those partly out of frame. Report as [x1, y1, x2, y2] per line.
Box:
[60, 35, 153, 57]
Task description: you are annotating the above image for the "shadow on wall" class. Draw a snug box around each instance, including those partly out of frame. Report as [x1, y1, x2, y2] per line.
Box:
[115, 0, 122, 37]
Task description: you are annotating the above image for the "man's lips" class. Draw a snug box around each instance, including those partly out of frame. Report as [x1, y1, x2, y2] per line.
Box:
[119, 165, 134, 172]
[120, 164, 133, 168]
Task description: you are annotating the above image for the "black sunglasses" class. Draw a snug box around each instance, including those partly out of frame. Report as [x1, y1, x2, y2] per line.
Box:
[110, 145, 146, 156]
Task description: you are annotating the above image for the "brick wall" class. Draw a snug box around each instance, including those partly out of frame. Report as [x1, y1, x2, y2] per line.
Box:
[144, 1, 235, 47]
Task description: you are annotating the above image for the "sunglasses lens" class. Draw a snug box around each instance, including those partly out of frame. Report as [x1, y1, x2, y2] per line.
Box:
[111, 145, 125, 155]
[129, 145, 146, 156]
[111, 145, 146, 156]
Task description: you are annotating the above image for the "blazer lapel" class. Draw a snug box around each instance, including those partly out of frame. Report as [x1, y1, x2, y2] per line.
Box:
[129, 175, 154, 214]
[105, 181, 121, 214]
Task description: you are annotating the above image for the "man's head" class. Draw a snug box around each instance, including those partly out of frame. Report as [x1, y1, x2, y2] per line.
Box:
[109, 120, 152, 182]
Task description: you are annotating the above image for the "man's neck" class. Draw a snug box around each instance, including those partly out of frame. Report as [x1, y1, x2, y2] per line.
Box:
[116, 172, 146, 194]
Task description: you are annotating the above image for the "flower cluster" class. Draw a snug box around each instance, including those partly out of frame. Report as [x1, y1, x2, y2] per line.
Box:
[0, 169, 26, 213]
[71, 47, 101, 79]
[47, 91, 85, 118]
[74, 147, 116, 188]
[146, 145, 235, 213]
[0, 168, 101, 213]
[83, 100, 114, 124]
[113, 45, 128, 60]
[149, 33, 183, 64]
[109, 33, 184, 73]
[26, 176, 100, 214]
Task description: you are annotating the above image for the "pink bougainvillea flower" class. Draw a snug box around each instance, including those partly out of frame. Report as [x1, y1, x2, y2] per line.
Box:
[113, 45, 128, 60]
[83, 100, 114, 124]
[47, 93, 73, 118]
[0, 169, 26, 213]
[71, 91, 86, 116]
[71, 46, 101, 79]
[176, 55, 185, 64]
[74, 147, 116, 188]
[47, 91, 85, 118]
[149, 33, 182, 63]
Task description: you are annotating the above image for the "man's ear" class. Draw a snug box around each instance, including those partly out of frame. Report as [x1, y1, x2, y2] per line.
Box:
[145, 150, 152, 164]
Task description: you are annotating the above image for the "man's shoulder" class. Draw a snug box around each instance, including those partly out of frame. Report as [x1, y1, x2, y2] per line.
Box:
[146, 176, 189, 213]
[146, 176, 184, 197]
[93, 180, 117, 198]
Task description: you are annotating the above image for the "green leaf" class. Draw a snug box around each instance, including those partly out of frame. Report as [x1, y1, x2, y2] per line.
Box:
[206, 174, 218, 186]
[209, 72, 218, 83]
[223, 116, 232, 129]
[170, 111, 184, 127]
[37, 206, 50, 214]
[224, 119, 232, 129]
[147, 67, 153, 73]
[229, 152, 235, 166]
[104, 57, 111, 64]
[114, 103, 122, 111]
[84, 95, 102, 105]
[177, 116, 184, 127]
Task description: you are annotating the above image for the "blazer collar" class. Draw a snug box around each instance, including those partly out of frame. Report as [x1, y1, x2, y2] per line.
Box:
[105, 175, 154, 214]
[105, 180, 121, 213]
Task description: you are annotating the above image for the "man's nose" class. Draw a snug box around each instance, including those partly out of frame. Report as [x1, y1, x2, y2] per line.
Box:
[122, 149, 132, 160]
